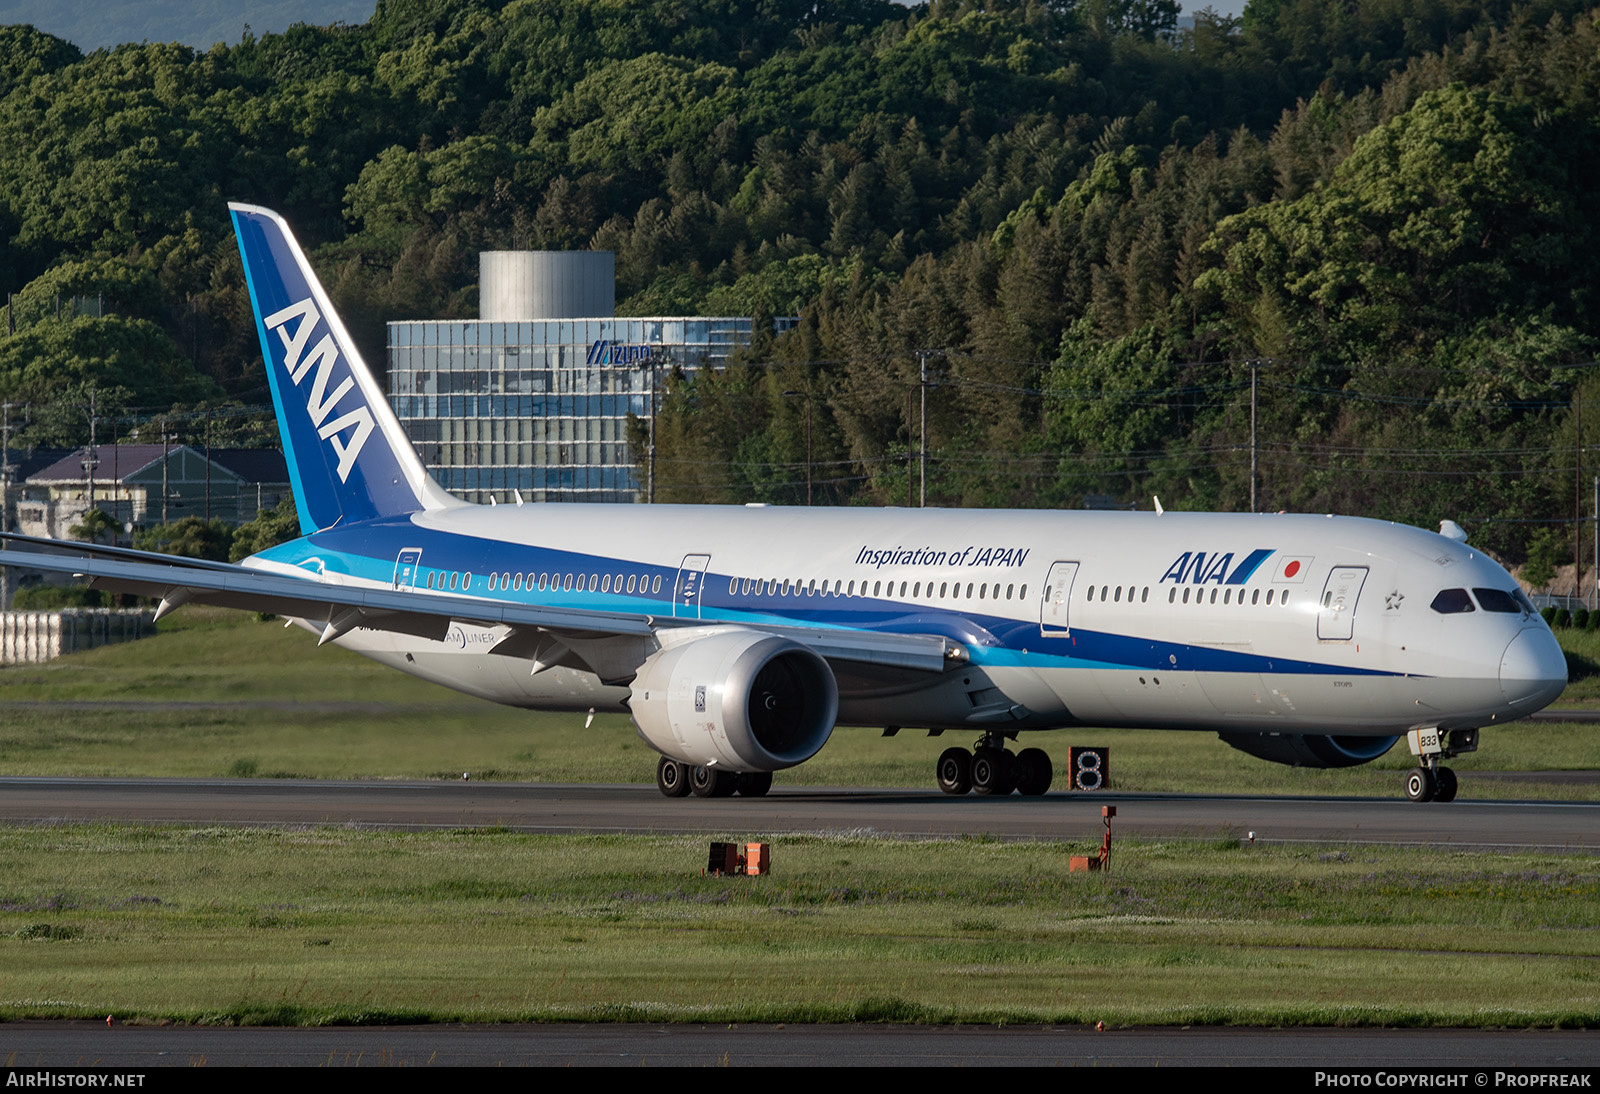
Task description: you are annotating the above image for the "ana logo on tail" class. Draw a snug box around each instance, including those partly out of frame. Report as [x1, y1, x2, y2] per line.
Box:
[263, 297, 374, 483]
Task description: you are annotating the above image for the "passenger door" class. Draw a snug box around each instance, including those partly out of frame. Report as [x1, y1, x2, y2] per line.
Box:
[1039, 561, 1080, 637]
[674, 553, 712, 619]
[1317, 566, 1368, 640]
[393, 547, 422, 590]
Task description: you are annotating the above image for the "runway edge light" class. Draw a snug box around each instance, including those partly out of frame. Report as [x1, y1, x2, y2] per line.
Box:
[704, 841, 771, 876]
[1069, 806, 1116, 873]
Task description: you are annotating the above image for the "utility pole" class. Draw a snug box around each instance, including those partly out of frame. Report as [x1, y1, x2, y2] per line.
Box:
[915, 350, 942, 507]
[1577, 387, 1584, 599]
[647, 360, 658, 504]
[83, 387, 99, 520]
[0, 403, 18, 610]
[782, 390, 813, 505]
[920, 351, 928, 508]
[1250, 361, 1258, 513]
[905, 386, 914, 503]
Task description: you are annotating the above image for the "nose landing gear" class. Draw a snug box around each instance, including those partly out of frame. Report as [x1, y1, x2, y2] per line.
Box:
[935, 735, 1053, 796]
[1403, 728, 1474, 802]
[1405, 763, 1458, 803]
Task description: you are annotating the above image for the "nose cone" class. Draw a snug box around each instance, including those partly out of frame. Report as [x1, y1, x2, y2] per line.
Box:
[1501, 626, 1567, 710]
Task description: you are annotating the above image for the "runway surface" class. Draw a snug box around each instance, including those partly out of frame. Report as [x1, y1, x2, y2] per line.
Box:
[0, 776, 1596, 849]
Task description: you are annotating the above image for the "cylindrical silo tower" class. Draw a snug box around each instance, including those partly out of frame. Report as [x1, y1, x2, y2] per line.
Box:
[479, 252, 615, 320]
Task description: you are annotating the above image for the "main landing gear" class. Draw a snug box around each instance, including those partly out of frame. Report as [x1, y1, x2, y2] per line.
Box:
[936, 735, 1053, 796]
[656, 756, 773, 799]
[1402, 728, 1475, 803]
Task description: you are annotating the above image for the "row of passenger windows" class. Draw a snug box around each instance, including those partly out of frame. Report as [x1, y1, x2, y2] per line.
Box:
[432, 569, 1033, 601]
[1083, 584, 1292, 607]
[727, 576, 1029, 602]
[1429, 587, 1533, 615]
[419, 569, 668, 595]
[429, 569, 1032, 602]
[427, 568, 1306, 610]
[482, 570, 665, 595]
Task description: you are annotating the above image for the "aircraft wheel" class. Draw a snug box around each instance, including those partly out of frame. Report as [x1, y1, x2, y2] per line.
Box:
[1015, 747, 1053, 796]
[1433, 766, 1458, 804]
[737, 771, 773, 797]
[971, 748, 1017, 796]
[690, 765, 735, 798]
[1405, 766, 1437, 803]
[657, 757, 691, 798]
[936, 748, 972, 795]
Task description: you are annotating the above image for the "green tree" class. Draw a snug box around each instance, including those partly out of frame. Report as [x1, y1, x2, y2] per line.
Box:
[0, 42, 235, 276]
[1199, 86, 1595, 356]
[0, 25, 81, 100]
[69, 507, 120, 546]
[13, 583, 104, 609]
[230, 496, 301, 561]
[1522, 527, 1566, 590]
[0, 318, 213, 421]
[135, 516, 234, 562]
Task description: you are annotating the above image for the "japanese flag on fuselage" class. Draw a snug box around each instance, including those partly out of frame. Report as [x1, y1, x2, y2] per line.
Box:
[1273, 556, 1313, 582]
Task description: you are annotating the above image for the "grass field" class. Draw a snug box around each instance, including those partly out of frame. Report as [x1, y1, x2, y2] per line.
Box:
[0, 608, 1596, 799]
[1, 826, 1595, 1027]
[1553, 626, 1600, 705]
[0, 609, 1597, 1028]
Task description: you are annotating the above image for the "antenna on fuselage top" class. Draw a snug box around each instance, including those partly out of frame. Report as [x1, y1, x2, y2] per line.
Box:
[1153, 496, 1164, 515]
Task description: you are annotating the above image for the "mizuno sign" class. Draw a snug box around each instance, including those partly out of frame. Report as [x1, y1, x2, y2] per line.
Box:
[263, 298, 374, 483]
[586, 339, 654, 365]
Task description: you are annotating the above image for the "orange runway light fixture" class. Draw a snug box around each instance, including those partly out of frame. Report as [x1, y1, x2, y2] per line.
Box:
[1069, 806, 1116, 873]
[705, 841, 771, 876]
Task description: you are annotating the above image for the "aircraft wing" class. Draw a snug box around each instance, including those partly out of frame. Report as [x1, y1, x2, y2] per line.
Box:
[0, 543, 960, 674]
[0, 532, 283, 574]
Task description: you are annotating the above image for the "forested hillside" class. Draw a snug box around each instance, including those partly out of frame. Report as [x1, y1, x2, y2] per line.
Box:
[2, 0, 1597, 570]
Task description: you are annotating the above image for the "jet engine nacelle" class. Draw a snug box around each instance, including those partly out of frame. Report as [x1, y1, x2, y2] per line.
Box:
[629, 630, 839, 772]
[1217, 731, 1399, 768]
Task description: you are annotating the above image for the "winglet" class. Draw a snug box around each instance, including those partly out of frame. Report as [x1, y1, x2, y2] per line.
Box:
[229, 203, 459, 534]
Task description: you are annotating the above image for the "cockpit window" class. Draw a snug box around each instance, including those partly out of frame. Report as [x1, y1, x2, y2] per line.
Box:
[1512, 588, 1537, 615]
[1471, 588, 1520, 613]
[1430, 588, 1475, 614]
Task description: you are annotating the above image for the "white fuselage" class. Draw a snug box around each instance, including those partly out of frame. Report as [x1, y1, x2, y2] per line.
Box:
[254, 504, 1567, 739]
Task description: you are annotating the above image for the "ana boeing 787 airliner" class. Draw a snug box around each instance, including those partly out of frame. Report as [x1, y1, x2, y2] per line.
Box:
[0, 205, 1569, 802]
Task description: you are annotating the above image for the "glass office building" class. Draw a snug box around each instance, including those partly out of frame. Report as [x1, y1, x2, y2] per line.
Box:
[387, 316, 791, 503]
